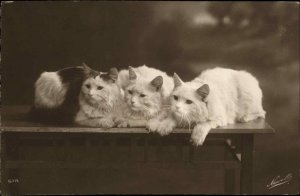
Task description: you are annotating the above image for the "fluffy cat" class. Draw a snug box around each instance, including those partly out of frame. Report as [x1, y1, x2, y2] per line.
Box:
[147, 67, 266, 145]
[74, 65, 126, 128]
[117, 65, 174, 125]
[31, 63, 125, 127]
[31, 64, 89, 124]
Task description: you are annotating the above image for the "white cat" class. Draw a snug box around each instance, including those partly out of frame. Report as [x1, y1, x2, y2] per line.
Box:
[75, 64, 126, 128]
[147, 67, 266, 145]
[117, 65, 174, 126]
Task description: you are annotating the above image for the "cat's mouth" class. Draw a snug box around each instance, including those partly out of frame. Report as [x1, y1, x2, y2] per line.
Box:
[130, 106, 141, 111]
[173, 110, 181, 116]
[86, 94, 106, 101]
[172, 109, 185, 118]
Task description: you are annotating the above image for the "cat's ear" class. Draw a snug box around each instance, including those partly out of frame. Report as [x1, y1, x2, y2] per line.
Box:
[196, 84, 209, 100]
[173, 73, 183, 88]
[108, 67, 118, 82]
[82, 62, 93, 74]
[150, 76, 163, 91]
[128, 66, 137, 82]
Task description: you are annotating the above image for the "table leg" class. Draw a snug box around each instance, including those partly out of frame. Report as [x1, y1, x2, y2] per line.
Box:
[224, 138, 240, 194]
[240, 134, 254, 194]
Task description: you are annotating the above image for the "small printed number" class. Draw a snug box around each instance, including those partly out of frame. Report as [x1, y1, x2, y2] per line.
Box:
[8, 179, 19, 183]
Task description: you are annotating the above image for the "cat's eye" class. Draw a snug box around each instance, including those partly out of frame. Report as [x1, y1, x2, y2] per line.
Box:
[186, 99, 193, 104]
[97, 86, 103, 90]
[85, 84, 91, 89]
[128, 90, 133, 95]
[140, 94, 146, 98]
[173, 95, 178, 101]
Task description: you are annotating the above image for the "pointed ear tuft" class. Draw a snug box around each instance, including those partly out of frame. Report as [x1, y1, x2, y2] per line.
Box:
[150, 76, 163, 90]
[82, 62, 93, 74]
[196, 84, 209, 100]
[109, 67, 118, 82]
[173, 73, 183, 88]
[128, 66, 137, 81]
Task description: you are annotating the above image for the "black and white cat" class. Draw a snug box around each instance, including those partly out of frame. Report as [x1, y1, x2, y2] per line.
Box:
[31, 63, 124, 127]
[31, 64, 87, 124]
[74, 65, 125, 128]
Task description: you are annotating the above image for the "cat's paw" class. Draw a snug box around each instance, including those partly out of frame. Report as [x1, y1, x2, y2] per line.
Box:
[156, 121, 174, 136]
[191, 124, 210, 146]
[117, 121, 129, 128]
[157, 123, 174, 136]
[98, 118, 115, 128]
[114, 117, 129, 128]
[238, 114, 261, 123]
[146, 118, 160, 132]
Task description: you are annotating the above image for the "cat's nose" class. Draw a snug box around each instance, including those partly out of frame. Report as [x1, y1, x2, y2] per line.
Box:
[131, 100, 135, 105]
[89, 90, 95, 96]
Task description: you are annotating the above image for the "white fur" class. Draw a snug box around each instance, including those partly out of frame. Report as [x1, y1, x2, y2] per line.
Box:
[75, 75, 126, 128]
[147, 67, 266, 145]
[34, 71, 67, 108]
[117, 65, 174, 121]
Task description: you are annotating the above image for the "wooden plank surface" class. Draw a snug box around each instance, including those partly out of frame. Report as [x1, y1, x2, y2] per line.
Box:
[1, 105, 274, 134]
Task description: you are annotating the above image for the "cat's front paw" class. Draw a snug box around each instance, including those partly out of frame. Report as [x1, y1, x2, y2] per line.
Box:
[98, 118, 115, 128]
[157, 120, 176, 136]
[146, 118, 160, 132]
[191, 124, 210, 146]
[114, 117, 129, 128]
[157, 123, 173, 136]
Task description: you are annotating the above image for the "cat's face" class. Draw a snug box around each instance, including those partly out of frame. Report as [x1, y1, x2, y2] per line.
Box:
[124, 66, 163, 118]
[80, 64, 120, 108]
[170, 73, 210, 124]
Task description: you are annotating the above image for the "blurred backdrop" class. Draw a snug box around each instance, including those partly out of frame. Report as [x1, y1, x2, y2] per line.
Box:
[1, 1, 299, 194]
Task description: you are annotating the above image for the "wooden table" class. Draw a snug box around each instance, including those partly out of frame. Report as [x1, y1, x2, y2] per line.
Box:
[0, 106, 274, 195]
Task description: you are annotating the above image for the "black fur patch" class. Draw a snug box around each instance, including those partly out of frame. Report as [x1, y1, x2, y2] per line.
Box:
[99, 73, 111, 81]
[58, 67, 85, 83]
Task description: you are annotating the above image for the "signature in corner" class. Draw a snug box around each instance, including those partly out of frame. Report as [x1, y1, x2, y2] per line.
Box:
[266, 173, 293, 189]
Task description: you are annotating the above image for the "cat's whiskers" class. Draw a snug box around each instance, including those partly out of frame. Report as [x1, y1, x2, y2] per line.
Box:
[178, 113, 192, 132]
[178, 114, 184, 127]
[98, 95, 108, 102]
[186, 115, 192, 132]
[142, 105, 153, 118]
[94, 101, 114, 115]
[177, 112, 187, 127]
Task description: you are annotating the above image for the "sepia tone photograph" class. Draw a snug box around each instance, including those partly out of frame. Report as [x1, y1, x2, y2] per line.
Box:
[0, 1, 299, 195]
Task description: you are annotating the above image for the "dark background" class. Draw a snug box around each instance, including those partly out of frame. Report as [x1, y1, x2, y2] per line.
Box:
[1, 1, 299, 194]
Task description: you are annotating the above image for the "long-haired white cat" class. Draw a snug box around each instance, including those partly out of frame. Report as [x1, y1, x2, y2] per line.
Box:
[74, 64, 126, 128]
[117, 65, 174, 125]
[147, 67, 266, 145]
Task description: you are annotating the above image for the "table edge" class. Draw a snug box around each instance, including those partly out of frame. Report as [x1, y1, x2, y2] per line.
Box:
[0, 126, 275, 134]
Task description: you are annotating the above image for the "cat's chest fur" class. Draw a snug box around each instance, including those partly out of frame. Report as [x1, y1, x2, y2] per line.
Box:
[80, 102, 107, 118]
[78, 95, 109, 118]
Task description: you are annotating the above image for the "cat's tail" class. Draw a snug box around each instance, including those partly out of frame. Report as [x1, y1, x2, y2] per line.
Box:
[34, 71, 68, 109]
